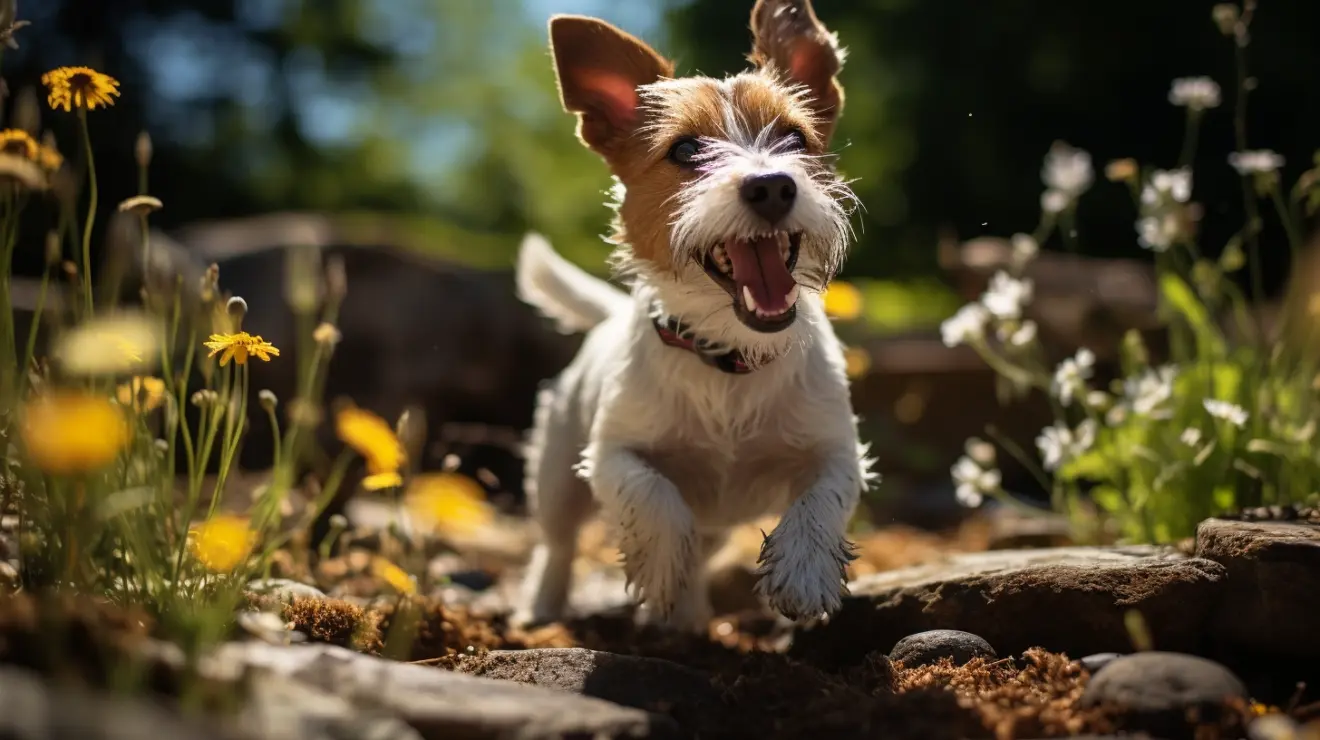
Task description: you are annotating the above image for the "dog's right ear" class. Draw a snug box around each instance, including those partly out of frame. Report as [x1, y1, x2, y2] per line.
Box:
[549, 15, 673, 158]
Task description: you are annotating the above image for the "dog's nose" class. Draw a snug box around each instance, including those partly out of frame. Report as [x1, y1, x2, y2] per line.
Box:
[739, 172, 797, 224]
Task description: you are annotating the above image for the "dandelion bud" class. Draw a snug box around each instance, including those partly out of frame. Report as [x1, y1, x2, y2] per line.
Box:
[190, 389, 219, 408]
[284, 244, 323, 315]
[44, 230, 59, 266]
[153, 438, 169, 455]
[12, 85, 39, 135]
[312, 322, 341, 348]
[1105, 158, 1138, 184]
[226, 295, 248, 328]
[199, 263, 220, 304]
[1212, 3, 1239, 35]
[135, 131, 153, 170]
[60, 259, 77, 279]
[258, 389, 278, 412]
[325, 255, 347, 302]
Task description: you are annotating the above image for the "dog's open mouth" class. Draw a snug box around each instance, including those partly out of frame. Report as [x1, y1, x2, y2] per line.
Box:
[701, 231, 802, 333]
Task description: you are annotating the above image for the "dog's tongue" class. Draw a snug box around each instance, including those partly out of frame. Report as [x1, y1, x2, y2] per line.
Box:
[725, 236, 796, 314]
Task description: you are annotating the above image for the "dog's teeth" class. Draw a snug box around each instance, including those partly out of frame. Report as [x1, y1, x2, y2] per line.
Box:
[785, 284, 799, 306]
[776, 232, 790, 247]
[742, 286, 758, 312]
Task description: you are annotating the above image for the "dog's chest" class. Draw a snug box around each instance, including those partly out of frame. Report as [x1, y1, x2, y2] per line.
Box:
[632, 372, 817, 526]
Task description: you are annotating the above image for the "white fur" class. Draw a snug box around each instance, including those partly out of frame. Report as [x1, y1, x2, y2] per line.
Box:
[513, 229, 877, 632]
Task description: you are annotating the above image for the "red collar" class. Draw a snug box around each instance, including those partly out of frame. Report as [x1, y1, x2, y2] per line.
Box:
[650, 306, 753, 374]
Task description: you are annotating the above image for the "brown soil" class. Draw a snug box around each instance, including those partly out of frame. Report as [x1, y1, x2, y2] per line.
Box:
[279, 593, 1270, 739]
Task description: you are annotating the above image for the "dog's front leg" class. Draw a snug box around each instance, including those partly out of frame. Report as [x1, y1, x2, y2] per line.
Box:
[580, 443, 696, 624]
[755, 445, 869, 622]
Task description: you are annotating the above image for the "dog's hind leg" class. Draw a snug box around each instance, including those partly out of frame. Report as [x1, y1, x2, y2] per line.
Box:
[513, 384, 594, 627]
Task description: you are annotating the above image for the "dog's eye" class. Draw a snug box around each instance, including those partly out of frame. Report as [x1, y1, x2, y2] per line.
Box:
[668, 137, 701, 166]
[783, 129, 809, 152]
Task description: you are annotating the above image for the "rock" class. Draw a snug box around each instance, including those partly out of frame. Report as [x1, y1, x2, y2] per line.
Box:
[1077, 652, 1123, 674]
[0, 559, 18, 587]
[452, 647, 720, 726]
[0, 666, 252, 740]
[1080, 652, 1249, 739]
[888, 630, 996, 667]
[1195, 518, 1320, 663]
[245, 578, 328, 605]
[240, 671, 422, 740]
[791, 545, 1225, 669]
[206, 641, 669, 739]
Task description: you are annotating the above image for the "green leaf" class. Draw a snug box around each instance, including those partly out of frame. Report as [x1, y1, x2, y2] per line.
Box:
[1057, 449, 1114, 483]
[1212, 486, 1237, 510]
[1090, 485, 1128, 515]
[1160, 273, 1225, 357]
[1219, 237, 1245, 273]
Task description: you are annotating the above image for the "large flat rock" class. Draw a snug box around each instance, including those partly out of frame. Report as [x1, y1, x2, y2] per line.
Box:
[207, 642, 670, 739]
[1195, 517, 1320, 662]
[790, 546, 1226, 668]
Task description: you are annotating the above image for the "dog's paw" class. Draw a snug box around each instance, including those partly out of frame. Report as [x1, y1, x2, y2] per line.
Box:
[753, 528, 854, 622]
[618, 521, 696, 621]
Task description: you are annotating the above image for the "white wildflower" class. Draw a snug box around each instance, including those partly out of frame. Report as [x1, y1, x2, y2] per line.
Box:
[1010, 233, 1038, 270]
[1085, 390, 1111, 411]
[1180, 427, 1203, 447]
[1042, 141, 1094, 199]
[1036, 418, 1098, 471]
[1124, 364, 1178, 416]
[951, 455, 1000, 508]
[940, 303, 990, 347]
[982, 271, 1034, 321]
[1041, 189, 1069, 214]
[964, 437, 997, 467]
[1137, 213, 1181, 253]
[1051, 348, 1096, 406]
[998, 319, 1037, 348]
[1168, 77, 1222, 110]
[1203, 399, 1248, 427]
[1228, 150, 1284, 175]
[1141, 168, 1193, 206]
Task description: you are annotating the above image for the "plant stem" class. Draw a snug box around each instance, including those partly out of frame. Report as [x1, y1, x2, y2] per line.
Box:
[78, 109, 99, 318]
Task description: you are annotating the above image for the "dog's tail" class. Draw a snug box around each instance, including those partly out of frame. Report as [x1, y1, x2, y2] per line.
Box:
[515, 232, 630, 334]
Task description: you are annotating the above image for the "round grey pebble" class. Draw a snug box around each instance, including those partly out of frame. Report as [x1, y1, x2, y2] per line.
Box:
[244, 578, 327, 604]
[1080, 652, 1249, 739]
[1078, 652, 1123, 673]
[888, 629, 996, 668]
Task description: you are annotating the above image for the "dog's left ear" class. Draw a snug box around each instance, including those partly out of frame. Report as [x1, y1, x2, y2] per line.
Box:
[749, 0, 846, 143]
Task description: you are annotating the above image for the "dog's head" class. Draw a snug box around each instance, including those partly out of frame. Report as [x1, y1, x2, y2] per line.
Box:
[549, 0, 855, 355]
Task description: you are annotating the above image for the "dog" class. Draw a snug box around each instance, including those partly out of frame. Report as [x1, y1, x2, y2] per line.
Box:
[512, 0, 875, 633]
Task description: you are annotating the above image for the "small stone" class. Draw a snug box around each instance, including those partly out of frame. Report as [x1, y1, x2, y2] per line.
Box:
[1080, 652, 1249, 739]
[889, 629, 996, 667]
[245, 578, 327, 605]
[1077, 652, 1123, 673]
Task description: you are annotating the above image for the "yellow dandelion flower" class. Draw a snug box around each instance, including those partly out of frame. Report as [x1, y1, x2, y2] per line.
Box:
[53, 313, 162, 376]
[843, 346, 871, 379]
[188, 515, 257, 572]
[335, 404, 407, 478]
[362, 471, 404, 491]
[403, 472, 494, 538]
[0, 129, 38, 160]
[115, 376, 167, 413]
[41, 66, 120, 112]
[20, 391, 130, 474]
[36, 144, 63, 172]
[203, 331, 281, 367]
[370, 557, 417, 595]
[822, 281, 863, 321]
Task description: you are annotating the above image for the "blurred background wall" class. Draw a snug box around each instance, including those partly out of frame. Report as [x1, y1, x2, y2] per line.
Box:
[4, 0, 1318, 522]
